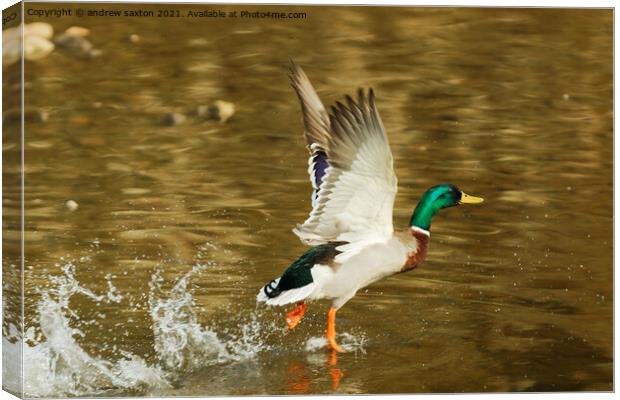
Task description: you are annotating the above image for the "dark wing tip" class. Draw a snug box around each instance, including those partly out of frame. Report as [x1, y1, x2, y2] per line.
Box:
[288, 59, 304, 86]
[328, 111, 341, 131]
[357, 88, 364, 103]
[288, 57, 299, 72]
[335, 100, 348, 113]
[331, 88, 375, 118]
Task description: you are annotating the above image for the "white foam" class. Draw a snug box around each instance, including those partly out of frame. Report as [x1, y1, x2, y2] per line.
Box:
[105, 273, 123, 303]
[2, 259, 277, 397]
[149, 264, 231, 371]
[305, 332, 367, 354]
[2, 325, 23, 395]
[2, 263, 171, 397]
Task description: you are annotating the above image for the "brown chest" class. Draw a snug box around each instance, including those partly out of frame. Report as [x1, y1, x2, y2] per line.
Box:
[400, 229, 430, 273]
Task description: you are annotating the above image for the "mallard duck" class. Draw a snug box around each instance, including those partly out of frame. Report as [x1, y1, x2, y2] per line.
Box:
[257, 63, 483, 352]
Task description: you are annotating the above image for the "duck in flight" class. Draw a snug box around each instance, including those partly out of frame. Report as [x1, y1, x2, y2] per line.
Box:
[257, 63, 483, 352]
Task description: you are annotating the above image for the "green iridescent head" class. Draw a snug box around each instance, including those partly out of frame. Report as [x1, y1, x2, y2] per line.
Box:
[409, 184, 483, 231]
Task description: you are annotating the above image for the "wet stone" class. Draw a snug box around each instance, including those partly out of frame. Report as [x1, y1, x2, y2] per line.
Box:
[24, 22, 54, 39]
[28, 141, 53, 149]
[162, 112, 186, 126]
[3, 107, 49, 124]
[4, 22, 55, 65]
[89, 49, 103, 58]
[2, 37, 20, 66]
[64, 26, 91, 37]
[188, 37, 209, 47]
[54, 33, 98, 58]
[26, 108, 49, 123]
[122, 188, 151, 195]
[197, 100, 235, 123]
[24, 35, 55, 61]
[65, 200, 79, 211]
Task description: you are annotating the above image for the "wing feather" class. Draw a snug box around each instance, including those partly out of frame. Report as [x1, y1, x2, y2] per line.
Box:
[289, 62, 331, 206]
[290, 73, 398, 252]
[289, 62, 330, 149]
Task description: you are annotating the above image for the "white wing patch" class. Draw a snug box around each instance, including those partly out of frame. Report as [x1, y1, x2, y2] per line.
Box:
[293, 89, 398, 258]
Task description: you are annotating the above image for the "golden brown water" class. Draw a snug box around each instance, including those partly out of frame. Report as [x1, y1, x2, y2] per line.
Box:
[2, 4, 612, 396]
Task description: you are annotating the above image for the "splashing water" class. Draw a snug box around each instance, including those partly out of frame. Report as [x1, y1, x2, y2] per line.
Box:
[2, 260, 292, 397]
[148, 264, 230, 372]
[3, 264, 170, 397]
[3, 260, 366, 397]
[305, 333, 367, 354]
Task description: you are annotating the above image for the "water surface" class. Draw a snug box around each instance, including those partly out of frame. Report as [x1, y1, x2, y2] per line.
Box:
[2, 5, 613, 396]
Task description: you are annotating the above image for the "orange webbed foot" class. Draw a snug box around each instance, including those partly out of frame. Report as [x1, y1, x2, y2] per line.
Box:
[327, 336, 345, 353]
[286, 301, 307, 329]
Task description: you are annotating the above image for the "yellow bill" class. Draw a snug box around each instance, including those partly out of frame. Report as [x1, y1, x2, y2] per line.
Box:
[460, 192, 484, 204]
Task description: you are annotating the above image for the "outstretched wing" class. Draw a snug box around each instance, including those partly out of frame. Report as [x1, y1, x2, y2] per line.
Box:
[289, 64, 398, 254]
[289, 63, 331, 208]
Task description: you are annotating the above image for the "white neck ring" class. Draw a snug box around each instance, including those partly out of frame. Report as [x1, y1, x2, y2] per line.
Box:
[410, 226, 430, 237]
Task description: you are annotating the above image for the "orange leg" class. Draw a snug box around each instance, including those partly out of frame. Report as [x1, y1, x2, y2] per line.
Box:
[326, 307, 345, 353]
[285, 361, 311, 394]
[329, 366, 344, 391]
[286, 301, 308, 329]
[328, 349, 344, 390]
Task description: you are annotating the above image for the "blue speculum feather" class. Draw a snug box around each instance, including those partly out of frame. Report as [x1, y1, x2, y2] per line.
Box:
[312, 151, 328, 189]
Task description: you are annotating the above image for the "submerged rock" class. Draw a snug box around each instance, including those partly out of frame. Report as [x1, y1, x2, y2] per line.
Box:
[2, 22, 100, 65]
[24, 35, 55, 61]
[88, 48, 103, 58]
[54, 26, 101, 58]
[3, 22, 55, 66]
[27, 140, 53, 149]
[3, 107, 49, 124]
[162, 112, 186, 126]
[65, 200, 79, 211]
[2, 33, 21, 66]
[53, 33, 95, 57]
[197, 100, 235, 123]
[64, 26, 90, 37]
[25, 108, 49, 123]
[122, 188, 150, 195]
[24, 22, 54, 39]
[187, 37, 209, 47]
